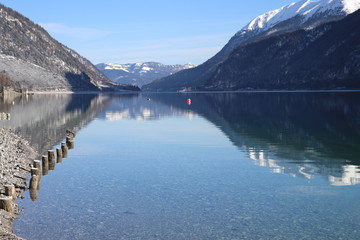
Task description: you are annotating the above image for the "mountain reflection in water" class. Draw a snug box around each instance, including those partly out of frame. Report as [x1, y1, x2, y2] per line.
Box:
[2, 92, 360, 186]
[99, 92, 360, 186]
[0, 94, 133, 156]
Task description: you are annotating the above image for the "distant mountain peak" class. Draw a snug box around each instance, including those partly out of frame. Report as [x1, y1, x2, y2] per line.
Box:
[97, 62, 196, 87]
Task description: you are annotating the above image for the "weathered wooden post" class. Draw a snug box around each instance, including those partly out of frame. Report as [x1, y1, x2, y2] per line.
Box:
[56, 148, 63, 163]
[29, 189, 38, 202]
[29, 175, 39, 190]
[68, 140, 74, 149]
[0, 197, 14, 213]
[66, 129, 76, 139]
[61, 142, 68, 158]
[31, 168, 41, 190]
[48, 150, 56, 170]
[31, 167, 41, 176]
[42, 155, 49, 176]
[33, 160, 41, 170]
[5, 185, 16, 199]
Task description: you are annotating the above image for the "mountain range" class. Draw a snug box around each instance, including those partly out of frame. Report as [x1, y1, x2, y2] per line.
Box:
[96, 62, 195, 87]
[0, 4, 139, 92]
[204, 8, 360, 90]
[143, 0, 360, 91]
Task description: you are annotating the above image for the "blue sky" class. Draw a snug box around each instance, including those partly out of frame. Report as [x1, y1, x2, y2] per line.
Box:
[0, 0, 295, 65]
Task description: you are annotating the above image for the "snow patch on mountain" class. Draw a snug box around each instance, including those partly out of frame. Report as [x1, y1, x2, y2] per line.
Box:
[238, 0, 360, 35]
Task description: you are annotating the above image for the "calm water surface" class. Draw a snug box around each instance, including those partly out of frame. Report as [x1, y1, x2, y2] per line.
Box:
[3, 92, 360, 239]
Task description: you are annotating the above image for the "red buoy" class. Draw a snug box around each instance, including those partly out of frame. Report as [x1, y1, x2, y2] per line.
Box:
[187, 98, 191, 105]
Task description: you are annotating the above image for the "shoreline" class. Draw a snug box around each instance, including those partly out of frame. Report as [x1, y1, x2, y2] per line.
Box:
[144, 89, 360, 94]
[4, 89, 360, 96]
[0, 128, 37, 240]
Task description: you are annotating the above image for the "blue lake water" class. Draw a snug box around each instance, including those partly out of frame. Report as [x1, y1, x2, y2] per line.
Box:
[4, 92, 360, 239]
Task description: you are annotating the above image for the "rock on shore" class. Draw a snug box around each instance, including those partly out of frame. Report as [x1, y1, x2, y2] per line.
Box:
[0, 128, 37, 239]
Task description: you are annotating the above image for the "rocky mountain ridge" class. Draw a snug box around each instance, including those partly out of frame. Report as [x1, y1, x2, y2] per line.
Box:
[0, 4, 139, 92]
[97, 62, 195, 87]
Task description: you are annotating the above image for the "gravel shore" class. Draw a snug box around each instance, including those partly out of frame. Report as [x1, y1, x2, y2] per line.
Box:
[0, 128, 37, 239]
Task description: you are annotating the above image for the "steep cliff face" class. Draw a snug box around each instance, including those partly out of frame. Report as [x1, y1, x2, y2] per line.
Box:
[143, 0, 360, 91]
[204, 9, 360, 90]
[0, 4, 139, 92]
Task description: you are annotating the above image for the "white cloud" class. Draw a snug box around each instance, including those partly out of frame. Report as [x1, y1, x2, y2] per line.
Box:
[40, 23, 111, 40]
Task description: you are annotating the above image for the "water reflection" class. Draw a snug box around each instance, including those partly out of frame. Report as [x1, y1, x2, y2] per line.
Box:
[0, 93, 134, 155]
[121, 92, 360, 186]
[0, 93, 138, 202]
[2, 92, 360, 187]
[98, 94, 194, 121]
[9, 92, 360, 240]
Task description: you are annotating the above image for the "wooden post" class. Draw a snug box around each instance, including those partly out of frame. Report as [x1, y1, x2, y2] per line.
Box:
[48, 150, 55, 161]
[29, 189, 38, 202]
[68, 140, 74, 149]
[29, 175, 39, 190]
[33, 160, 41, 170]
[0, 197, 13, 213]
[61, 142, 68, 158]
[56, 148, 63, 163]
[31, 168, 41, 183]
[66, 129, 76, 139]
[42, 155, 49, 176]
[48, 150, 56, 170]
[5, 185, 16, 199]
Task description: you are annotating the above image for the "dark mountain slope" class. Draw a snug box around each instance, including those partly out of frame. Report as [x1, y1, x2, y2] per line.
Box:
[204, 9, 360, 90]
[0, 4, 139, 92]
[143, 0, 360, 91]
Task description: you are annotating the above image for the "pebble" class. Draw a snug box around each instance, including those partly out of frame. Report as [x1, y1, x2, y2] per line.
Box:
[0, 128, 37, 239]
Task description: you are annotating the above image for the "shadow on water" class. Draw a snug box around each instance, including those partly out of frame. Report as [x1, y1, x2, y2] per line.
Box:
[146, 92, 360, 185]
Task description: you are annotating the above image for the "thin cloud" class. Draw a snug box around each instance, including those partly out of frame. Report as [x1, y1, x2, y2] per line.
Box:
[40, 23, 111, 40]
[72, 31, 232, 63]
[85, 44, 223, 65]
[91, 33, 233, 52]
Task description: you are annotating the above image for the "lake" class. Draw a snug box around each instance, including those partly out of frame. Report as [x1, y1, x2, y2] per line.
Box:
[2, 92, 360, 239]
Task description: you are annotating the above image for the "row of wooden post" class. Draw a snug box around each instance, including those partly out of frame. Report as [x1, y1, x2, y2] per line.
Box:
[0, 130, 75, 211]
[28, 131, 75, 201]
[0, 112, 10, 120]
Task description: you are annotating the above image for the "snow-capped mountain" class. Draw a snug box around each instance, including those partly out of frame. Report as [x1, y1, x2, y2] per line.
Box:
[204, 8, 360, 90]
[143, 0, 360, 91]
[97, 62, 195, 87]
[227, 0, 360, 56]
